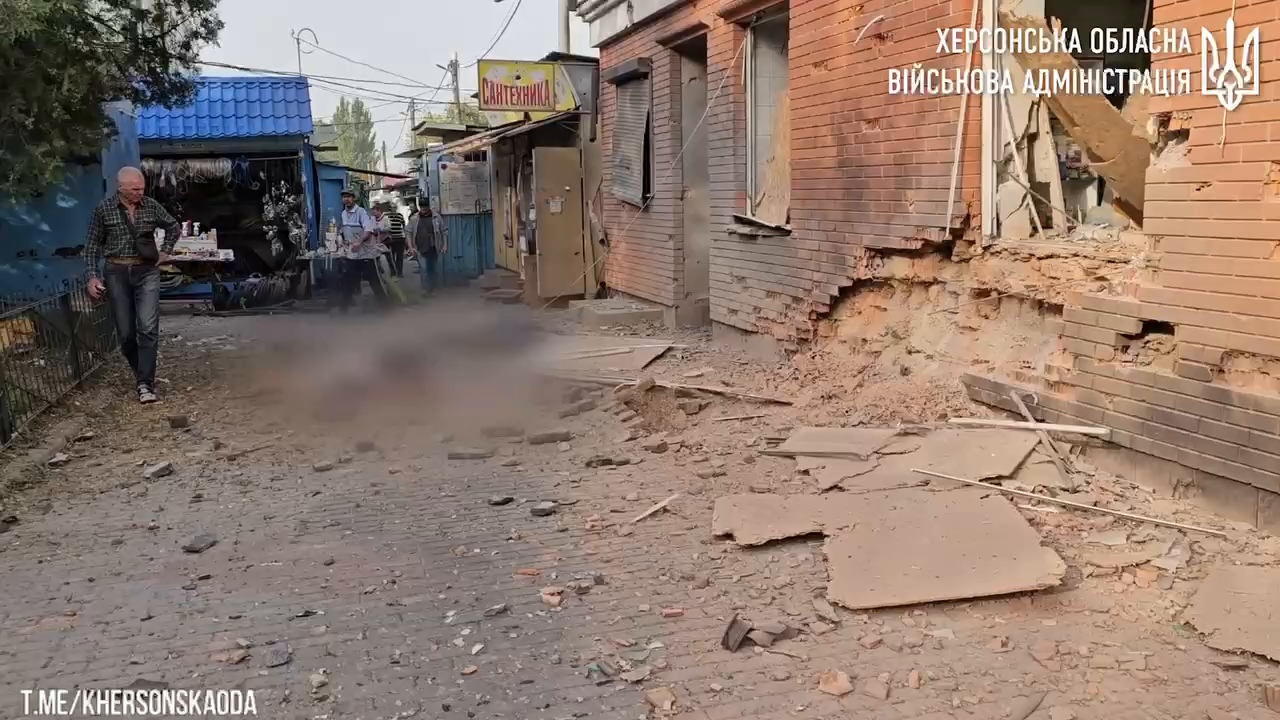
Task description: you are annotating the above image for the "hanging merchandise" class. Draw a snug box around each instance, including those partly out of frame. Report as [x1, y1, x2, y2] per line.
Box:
[261, 180, 305, 258]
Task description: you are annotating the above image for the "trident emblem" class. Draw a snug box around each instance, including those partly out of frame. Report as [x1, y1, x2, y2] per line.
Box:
[1202, 18, 1260, 111]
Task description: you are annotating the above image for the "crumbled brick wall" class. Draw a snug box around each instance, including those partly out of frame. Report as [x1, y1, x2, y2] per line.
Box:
[598, 0, 980, 340]
[1144, 0, 1280, 362]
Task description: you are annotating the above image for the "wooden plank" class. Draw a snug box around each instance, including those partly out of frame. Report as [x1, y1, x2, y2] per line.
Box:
[1008, 390, 1075, 490]
[947, 418, 1110, 437]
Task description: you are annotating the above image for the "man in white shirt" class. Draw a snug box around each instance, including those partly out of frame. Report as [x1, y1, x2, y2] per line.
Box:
[338, 189, 389, 311]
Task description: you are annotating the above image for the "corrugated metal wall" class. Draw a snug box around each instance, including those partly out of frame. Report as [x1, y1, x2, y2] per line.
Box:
[442, 214, 494, 283]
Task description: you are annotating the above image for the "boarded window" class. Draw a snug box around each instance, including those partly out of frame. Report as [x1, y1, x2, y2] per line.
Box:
[612, 78, 652, 207]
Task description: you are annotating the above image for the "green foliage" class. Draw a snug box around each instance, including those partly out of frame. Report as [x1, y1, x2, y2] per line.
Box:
[329, 97, 378, 170]
[0, 0, 222, 198]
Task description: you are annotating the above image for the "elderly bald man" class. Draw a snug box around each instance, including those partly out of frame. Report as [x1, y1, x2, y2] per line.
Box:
[85, 166, 180, 404]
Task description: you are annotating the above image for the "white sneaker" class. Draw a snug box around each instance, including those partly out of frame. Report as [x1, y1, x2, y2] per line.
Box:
[138, 385, 158, 404]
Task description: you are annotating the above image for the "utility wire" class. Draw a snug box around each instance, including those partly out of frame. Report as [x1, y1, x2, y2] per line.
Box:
[200, 60, 455, 90]
[297, 37, 440, 90]
[464, 0, 524, 68]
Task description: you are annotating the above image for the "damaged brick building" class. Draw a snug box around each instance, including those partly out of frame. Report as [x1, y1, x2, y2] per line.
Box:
[577, 0, 1280, 528]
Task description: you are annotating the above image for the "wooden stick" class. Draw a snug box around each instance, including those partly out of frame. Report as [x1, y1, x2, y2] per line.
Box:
[632, 494, 679, 523]
[911, 469, 1228, 536]
[714, 413, 768, 422]
[947, 418, 1110, 437]
[222, 443, 275, 461]
[558, 348, 635, 360]
[1009, 390, 1075, 490]
[1000, 92, 1047, 242]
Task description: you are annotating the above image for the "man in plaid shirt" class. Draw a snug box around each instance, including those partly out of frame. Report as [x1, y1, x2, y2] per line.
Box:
[85, 166, 180, 404]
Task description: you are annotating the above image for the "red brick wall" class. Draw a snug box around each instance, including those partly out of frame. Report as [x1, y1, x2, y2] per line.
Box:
[598, 0, 980, 341]
[598, 2, 712, 307]
[1144, 0, 1280, 362]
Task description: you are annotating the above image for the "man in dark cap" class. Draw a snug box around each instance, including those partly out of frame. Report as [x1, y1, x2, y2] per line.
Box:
[337, 189, 389, 311]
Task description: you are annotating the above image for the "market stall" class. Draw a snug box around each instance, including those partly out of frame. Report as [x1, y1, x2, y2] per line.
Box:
[136, 76, 317, 308]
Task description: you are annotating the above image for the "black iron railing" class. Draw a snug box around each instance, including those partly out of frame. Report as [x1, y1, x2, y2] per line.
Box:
[0, 279, 118, 446]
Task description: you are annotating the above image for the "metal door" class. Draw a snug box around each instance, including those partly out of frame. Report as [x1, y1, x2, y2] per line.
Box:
[533, 146, 585, 299]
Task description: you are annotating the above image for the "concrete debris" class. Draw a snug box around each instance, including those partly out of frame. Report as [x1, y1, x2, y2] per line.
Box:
[1006, 691, 1048, 720]
[660, 607, 685, 618]
[1083, 540, 1173, 569]
[181, 533, 217, 554]
[448, 448, 494, 460]
[312, 461, 334, 473]
[1264, 684, 1280, 712]
[621, 667, 651, 683]
[559, 399, 597, 418]
[263, 646, 292, 668]
[776, 427, 900, 459]
[1086, 530, 1129, 546]
[812, 598, 840, 624]
[640, 436, 669, 454]
[167, 415, 190, 429]
[488, 495, 514, 506]
[721, 615, 752, 651]
[483, 603, 509, 617]
[47, 453, 71, 467]
[1185, 566, 1280, 662]
[713, 489, 1064, 611]
[644, 687, 677, 711]
[540, 586, 565, 607]
[817, 670, 854, 696]
[527, 430, 573, 445]
[530, 501, 558, 517]
[746, 630, 774, 647]
[143, 461, 174, 479]
[862, 677, 890, 701]
[822, 490, 1063, 610]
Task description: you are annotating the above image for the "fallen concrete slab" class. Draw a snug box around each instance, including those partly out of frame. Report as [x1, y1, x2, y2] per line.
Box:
[822, 490, 1066, 610]
[1185, 566, 1280, 661]
[712, 494, 834, 546]
[536, 334, 673, 373]
[713, 490, 1064, 606]
[906, 429, 1040, 480]
[775, 427, 900, 458]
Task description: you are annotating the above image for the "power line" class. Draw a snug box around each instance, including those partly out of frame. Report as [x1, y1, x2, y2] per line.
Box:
[200, 60, 452, 90]
[199, 60, 473, 103]
[464, 0, 524, 68]
[297, 37, 439, 90]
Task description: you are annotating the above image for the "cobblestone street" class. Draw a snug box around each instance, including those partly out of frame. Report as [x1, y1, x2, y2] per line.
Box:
[2, 300, 1280, 720]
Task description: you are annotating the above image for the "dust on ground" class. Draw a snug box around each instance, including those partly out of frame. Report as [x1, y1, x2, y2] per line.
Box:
[0, 292, 1277, 720]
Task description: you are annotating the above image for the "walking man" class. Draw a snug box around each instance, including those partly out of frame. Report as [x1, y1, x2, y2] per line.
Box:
[383, 203, 408, 278]
[338, 189, 389, 311]
[407, 199, 447, 297]
[85, 166, 178, 404]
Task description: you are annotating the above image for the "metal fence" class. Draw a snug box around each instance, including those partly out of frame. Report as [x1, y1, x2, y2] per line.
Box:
[0, 279, 118, 446]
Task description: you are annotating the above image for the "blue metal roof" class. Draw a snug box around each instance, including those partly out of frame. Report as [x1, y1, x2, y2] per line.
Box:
[138, 76, 314, 141]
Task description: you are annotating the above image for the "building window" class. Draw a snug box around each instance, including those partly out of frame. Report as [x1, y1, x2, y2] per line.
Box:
[747, 8, 789, 217]
[612, 76, 652, 207]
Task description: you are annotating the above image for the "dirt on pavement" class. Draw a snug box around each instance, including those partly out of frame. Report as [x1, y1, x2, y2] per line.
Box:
[0, 296, 1278, 720]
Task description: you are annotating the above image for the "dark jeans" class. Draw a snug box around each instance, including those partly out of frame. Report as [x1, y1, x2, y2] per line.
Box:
[103, 262, 160, 387]
[339, 258, 389, 311]
[387, 240, 407, 278]
[418, 249, 439, 295]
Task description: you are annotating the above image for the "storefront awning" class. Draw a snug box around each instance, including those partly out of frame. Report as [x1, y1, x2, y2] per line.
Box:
[496, 111, 580, 140]
[432, 122, 523, 156]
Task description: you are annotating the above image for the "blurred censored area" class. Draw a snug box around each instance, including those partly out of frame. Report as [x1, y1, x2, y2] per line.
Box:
[235, 298, 554, 438]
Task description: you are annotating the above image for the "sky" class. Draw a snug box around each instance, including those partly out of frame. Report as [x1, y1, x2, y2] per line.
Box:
[200, 0, 595, 168]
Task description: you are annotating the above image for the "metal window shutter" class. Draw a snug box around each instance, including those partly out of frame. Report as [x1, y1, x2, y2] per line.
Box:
[612, 78, 650, 207]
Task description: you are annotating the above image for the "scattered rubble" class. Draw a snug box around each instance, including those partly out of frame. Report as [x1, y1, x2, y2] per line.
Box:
[527, 430, 573, 445]
[817, 670, 853, 696]
[1185, 566, 1280, 661]
[142, 461, 174, 480]
[181, 533, 217, 554]
[448, 448, 494, 460]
